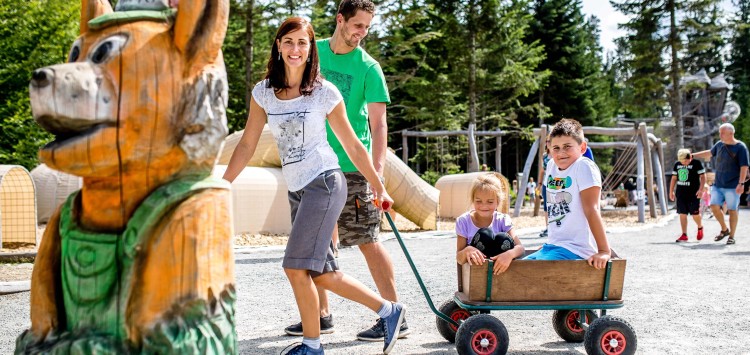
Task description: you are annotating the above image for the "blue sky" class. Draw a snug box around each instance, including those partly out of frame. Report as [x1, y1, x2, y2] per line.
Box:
[581, 0, 738, 54]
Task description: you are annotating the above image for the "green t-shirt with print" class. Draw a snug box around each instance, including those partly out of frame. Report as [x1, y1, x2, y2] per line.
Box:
[317, 38, 390, 172]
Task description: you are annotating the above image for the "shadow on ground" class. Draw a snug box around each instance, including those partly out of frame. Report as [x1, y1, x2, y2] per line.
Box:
[235, 257, 284, 265]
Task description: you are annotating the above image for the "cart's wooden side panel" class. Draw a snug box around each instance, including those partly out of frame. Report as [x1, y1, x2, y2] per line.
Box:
[462, 259, 626, 302]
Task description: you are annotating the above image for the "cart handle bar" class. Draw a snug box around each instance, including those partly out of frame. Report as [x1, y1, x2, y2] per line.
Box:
[384, 212, 459, 328]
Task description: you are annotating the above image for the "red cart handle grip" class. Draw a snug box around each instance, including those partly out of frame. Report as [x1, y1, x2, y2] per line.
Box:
[374, 199, 391, 211]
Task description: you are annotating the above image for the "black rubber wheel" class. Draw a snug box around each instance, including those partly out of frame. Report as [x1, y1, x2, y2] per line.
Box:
[455, 314, 509, 355]
[583, 315, 637, 355]
[552, 309, 598, 343]
[436, 299, 475, 343]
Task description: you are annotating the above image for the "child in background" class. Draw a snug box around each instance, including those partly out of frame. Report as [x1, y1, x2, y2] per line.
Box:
[669, 148, 706, 242]
[525, 119, 611, 269]
[700, 182, 711, 216]
[456, 174, 525, 275]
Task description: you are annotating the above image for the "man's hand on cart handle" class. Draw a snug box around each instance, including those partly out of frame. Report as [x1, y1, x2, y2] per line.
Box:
[373, 194, 393, 212]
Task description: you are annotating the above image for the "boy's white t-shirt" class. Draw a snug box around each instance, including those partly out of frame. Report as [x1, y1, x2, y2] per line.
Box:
[543, 156, 602, 259]
[252, 79, 342, 192]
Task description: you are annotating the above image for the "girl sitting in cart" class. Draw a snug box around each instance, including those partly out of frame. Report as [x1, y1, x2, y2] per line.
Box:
[456, 173, 525, 275]
[524, 119, 611, 269]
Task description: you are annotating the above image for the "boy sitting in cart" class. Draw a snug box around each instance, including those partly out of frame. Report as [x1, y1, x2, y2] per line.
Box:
[525, 119, 611, 269]
[456, 173, 525, 275]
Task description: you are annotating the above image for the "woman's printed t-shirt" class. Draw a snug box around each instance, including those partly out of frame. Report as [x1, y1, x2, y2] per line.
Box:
[543, 156, 602, 259]
[252, 79, 342, 192]
[455, 211, 513, 244]
[672, 159, 705, 199]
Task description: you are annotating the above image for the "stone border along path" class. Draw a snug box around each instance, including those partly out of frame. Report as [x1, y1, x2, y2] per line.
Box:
[1, 210, 748, 354]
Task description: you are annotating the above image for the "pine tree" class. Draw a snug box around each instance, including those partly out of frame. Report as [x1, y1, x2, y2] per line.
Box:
[612, 0, 726, 147]
[682, 1, 726, 76]
[610, 1, 668, 119]
[528, 0, 612, 126]
[728, 0, 750, 143]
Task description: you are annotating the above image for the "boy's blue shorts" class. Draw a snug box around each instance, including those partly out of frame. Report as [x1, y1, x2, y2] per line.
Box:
[522, 244, 582, 260]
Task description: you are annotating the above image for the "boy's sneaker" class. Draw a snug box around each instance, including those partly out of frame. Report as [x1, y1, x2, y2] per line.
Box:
[356, 318, 411, 341]
[382, 303, 406, 354]
[675, 234, 688, 242]
[696, 228, 704, 241]
[284, 315, 335, 336]
[281, 343, 325, 355]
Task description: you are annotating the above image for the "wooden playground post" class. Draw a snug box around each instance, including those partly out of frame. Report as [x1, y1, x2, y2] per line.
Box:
[636, 138, 646, 223]
[533, 125, 548, 217]
[652, 147, 668, 215]
[655, 138, 668, 214]
[513, 138, 540, 217]
[495, 135, 502, 173]
[638, 123, 657, 218]
[401, 129, 409, 164]
[399, 129, 507, 169]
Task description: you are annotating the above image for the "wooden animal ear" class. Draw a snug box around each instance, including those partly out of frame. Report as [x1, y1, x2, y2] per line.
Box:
[173, 0, 229, 68]
[80, 0, 113, 34]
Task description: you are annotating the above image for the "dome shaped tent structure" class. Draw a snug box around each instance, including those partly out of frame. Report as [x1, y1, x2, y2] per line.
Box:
[0, 165, 37, 248]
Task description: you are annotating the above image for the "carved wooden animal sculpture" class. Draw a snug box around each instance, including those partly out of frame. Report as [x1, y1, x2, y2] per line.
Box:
[17, 0, 235, 353]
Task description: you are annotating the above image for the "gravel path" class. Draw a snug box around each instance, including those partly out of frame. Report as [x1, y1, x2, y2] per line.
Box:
[1, 210, 749, 354]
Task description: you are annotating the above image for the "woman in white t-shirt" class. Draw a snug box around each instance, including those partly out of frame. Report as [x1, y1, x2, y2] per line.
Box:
[223, 17, 405, 355]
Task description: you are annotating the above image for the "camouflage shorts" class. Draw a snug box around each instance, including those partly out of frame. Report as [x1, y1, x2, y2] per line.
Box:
[337, 172, 382, 247]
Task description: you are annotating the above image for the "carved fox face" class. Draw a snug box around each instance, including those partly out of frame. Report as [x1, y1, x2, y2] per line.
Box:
[30, 0, 229, 180]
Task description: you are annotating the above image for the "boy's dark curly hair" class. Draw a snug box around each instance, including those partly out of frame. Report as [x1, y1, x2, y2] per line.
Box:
[549, 118, 585, 144]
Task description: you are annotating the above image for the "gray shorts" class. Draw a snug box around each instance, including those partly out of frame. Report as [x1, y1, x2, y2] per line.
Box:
[337, 172, 381, 247]
[284, 170, 346, 277]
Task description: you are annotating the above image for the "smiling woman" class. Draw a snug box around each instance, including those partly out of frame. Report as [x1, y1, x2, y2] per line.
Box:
[221, 15, 406, 355]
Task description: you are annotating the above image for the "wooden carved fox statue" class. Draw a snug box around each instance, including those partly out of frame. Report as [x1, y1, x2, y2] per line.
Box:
[16, 0, 236, 353]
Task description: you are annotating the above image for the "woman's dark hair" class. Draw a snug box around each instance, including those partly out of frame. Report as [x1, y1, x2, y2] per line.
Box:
[266, 17, 321, 96]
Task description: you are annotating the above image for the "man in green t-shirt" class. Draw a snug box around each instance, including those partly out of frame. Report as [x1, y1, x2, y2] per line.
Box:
[283, 0, 410, 342]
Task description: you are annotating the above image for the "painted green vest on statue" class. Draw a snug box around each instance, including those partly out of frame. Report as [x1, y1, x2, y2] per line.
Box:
[59, 176, 230, 340]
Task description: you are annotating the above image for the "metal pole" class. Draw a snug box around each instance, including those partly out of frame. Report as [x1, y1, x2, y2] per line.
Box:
[636, 139, 645, 223]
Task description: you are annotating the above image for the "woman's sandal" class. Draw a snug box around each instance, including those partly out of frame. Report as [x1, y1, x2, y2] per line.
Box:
[727, 237, 736, 245]
[714, 229, 730, 242]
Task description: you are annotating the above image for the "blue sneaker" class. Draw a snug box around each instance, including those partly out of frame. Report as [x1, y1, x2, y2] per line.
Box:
[382, 302, 406, 354]
[281, 343, 325, 355]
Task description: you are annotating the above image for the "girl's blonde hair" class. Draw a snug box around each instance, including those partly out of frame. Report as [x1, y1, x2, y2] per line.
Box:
[470, 173, 505, 205]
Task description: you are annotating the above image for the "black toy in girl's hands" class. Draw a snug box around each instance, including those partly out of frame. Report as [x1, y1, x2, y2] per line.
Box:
[470, 227, 516, 258]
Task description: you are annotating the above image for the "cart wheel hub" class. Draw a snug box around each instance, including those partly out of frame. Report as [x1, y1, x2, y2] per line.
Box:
[471, 330, 498, 354]
[601, 330, 627, 354]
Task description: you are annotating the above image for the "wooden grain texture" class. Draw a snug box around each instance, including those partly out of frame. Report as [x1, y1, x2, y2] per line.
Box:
[462, 258, 626, 302]
[128, 188, 234, 343]
[22, 0, 235, 352]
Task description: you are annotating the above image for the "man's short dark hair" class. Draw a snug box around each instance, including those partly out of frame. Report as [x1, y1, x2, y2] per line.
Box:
[338, 0, 376, 21]
[549, 118, 585, 144]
